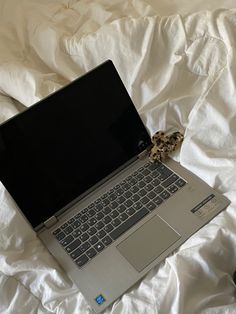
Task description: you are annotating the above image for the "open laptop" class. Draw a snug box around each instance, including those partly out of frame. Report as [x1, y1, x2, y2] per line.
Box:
[0, 60, 229, 313]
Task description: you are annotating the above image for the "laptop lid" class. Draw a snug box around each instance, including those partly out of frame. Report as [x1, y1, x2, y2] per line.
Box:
[0, 60, 151, 230]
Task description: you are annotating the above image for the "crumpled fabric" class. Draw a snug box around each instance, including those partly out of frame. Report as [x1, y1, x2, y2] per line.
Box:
[0, 1, 236, 313]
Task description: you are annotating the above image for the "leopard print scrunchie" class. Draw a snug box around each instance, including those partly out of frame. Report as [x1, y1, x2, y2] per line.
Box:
[149, 131, 184, 162]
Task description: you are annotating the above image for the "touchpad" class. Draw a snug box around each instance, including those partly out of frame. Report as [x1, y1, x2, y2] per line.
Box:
[117, 215, 181, 272]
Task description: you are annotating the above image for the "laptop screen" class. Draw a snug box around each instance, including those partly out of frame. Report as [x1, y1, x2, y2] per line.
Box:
[0, 61, 151, 228]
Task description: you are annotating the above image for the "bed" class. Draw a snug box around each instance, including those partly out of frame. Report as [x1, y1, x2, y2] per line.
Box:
[1, 0, 236, 313]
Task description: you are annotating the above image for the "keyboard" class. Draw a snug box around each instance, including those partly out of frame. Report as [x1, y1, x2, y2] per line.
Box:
[53, 161, 186, 268]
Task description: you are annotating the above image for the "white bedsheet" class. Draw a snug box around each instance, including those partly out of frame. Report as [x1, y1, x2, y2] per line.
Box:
[1, 1, 236, 313]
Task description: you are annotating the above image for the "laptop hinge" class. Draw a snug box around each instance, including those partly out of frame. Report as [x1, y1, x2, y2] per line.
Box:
[44, 216, 58, 228]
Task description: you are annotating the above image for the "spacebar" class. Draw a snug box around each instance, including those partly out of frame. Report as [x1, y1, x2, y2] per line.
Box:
[110, 208, 149, 240]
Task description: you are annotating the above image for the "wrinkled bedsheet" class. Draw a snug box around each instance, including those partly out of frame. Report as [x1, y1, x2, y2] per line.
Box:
[1, 1, 236, 313]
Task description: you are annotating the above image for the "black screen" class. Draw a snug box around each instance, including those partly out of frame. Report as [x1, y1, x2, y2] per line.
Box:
[0, 61, 151, 228]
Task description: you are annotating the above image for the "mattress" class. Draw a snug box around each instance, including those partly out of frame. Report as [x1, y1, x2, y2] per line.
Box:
[1, 1, 236, 313]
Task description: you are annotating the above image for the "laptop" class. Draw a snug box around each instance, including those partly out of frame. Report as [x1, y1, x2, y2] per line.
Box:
[0, 60, 229, 313]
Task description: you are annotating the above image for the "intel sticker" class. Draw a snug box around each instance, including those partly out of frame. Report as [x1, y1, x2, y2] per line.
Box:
[95, 294, 106, 305]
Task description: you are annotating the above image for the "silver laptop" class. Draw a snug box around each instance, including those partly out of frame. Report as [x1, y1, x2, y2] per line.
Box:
[0, 60, 229, 313]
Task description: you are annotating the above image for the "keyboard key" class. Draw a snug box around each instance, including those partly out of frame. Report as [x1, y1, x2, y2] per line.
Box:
[124, 199, 133, 207]
[64, 226, 73, 235]
[108, 189, 115, 195]
[74, 212, 82, 219]
[128, 178, 137, 186]
[80, 233, 89, 242]
[146, 202, 156, 211]
[102, 215, 112, 224]
[159, 173, 172, 181]
[103, 207, 111, 215]
[89, 235, 99, 245]
[68, 217, 75, 224]
[160, 191, 171, 199]
[136, 173, 144, 180]
[112, 218, 121, 227]
[140, 196, 149, 204]
[119, 213, 128, 221]
[151, 170, 159, 178]
[176, 178, 186, 187]
[145, 184, 153, 191]
[158, 166, 172, 181]
[124, 191, 132, 198]
[80, 241, 91, 252]
[80, 215, 88, 223]
[95, 198, 101, 204]
[142, 169, 150, 175]
[87, 217, 97, 226]
[133, 201, 142, 211]
[117, 196, 125, 204]
[131, 194, 140, 202]
[108, 193, 117, 201]
[95, 204, 103, 212]
[152, 178, 160, 186]
[110, 208, 149, 240]
[168, 185, 179, 194]
[137, 181, 145, 188]
[104, 224, 114, 233]
[72, 220, 81, 229]
[88, 209, 96, 217]
[81, 207, 88, 214]
[126, 208, 135, 216]
[117, 205, 126, 213]
[154, 186, 164, 194]
[95, 212, 104, 220]
[61, 223, 68, 229]
[110, 210, 119, 219]
[130, 186, 139, 193]
[101, 199, 110, 206]
[148, 162, 161, 170]
[147, 191, 156, 199]
[94, 242, 105, 253]
[87, 248, 97, 259]
[144, 176, 152, 183]
[80, 223, 89, 232]
[162, 174, 179, 188]
[72, 229, 82, 237]
[53, 228, 61, 235]
[159, 164, 171, 173]
[71, 247, 83, 259]
[102, 236, 112, 246]
[122, 183, 130, 191]
[66, 239, 81, 253]
[97, 230, 106, 239]
[116, 188, 124, 196]
[87, 227, 97, 236]
[75, 254, 89, 267]
[56, 231, 66, 241]
[138, 189, 147, 197]
[110, 201, 118, 209]
[60, 234, 73, 246]
[153, 196, 163, 206]
[95, 221, 105, 230]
